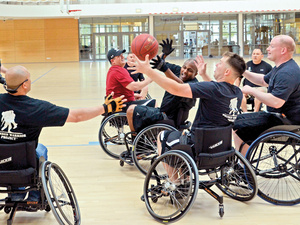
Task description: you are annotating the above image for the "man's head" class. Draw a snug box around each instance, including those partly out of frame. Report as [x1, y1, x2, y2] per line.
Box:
[5, 65, 31, 95]
[180, 59, 198, 82]
[214, 52, 246, 83]
[267, 35, 295, 65]
[251, 49, 264, 64]
[107, 48, 126, 66]
[126, 52, 135, 65]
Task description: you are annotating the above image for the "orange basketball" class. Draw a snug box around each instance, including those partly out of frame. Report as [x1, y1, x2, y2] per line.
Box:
[131, 34, 159, 61]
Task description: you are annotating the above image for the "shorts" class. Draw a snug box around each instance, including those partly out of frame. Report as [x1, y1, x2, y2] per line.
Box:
[159, 130, 194, 158]
[133, 105, 166, 132]
[233, 111, 286, 144]
[123, 99, 156, 112]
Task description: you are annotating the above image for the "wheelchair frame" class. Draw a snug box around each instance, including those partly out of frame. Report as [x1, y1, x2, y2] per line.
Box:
[0, 142, 81, 225]
[245, 125, 300, 205]
[142, 149, 257, 223]
[141, 125, 258, 223]
[98, 112, 190, 176]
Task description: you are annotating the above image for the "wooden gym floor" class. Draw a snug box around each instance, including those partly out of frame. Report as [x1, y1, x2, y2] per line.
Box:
[0, 56, 299, 224]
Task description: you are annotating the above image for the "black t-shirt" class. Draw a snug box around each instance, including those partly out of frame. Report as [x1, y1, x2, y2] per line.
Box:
[243, 60, 272, 87]
[160, 63, 198, 124]
[0, 94, 69, 144]
[190, 81, 243, 132]
[124, 63, 145, 82]
[264, 59, 300, 124]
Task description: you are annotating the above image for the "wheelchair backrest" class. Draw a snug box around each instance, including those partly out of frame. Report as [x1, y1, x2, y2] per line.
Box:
[194, 125, 232, 155]
[0, 141, 37, 170]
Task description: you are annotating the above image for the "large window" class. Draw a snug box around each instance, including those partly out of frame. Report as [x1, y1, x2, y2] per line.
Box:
[79, 17, 148, 60]
[244, 12, 300, 54]
[154, 14, 238, 57]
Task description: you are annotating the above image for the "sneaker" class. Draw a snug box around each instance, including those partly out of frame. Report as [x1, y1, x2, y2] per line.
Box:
[9, 193, 26, 202]
[25, 191, 40, 202]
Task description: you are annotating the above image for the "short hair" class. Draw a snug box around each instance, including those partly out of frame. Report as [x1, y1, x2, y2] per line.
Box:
[183, 58, 198, 74]
[223, 51, 246, 78]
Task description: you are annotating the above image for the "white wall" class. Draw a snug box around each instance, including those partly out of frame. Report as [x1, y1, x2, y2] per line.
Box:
[0, 0, 300, 20]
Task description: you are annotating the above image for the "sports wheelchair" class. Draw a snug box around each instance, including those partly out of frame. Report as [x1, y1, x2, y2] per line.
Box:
[98, 108, 191, 176]
[142, 125, 258, 223]
[245, 125, 300, 205]
[0, 141, 81, 225]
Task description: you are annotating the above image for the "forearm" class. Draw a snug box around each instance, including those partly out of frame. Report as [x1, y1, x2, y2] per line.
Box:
[243, 70, 267, 87]
[248, 90, 285, 109]
[144, 67, 191, 98]
[66, 106, 103, 123]
[164, 69, 183, 84]
[127, 77, 152, 91]
[199, 72, 212, 81]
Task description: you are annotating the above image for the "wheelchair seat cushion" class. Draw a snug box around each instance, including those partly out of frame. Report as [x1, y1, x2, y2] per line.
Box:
[133, 105, 166, 132]
[0, 167, 35, 187]
[197, 148, 235, 169]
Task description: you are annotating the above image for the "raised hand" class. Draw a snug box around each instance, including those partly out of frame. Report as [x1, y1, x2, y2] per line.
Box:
[150, 55, 168, 72]
[194, 55, 207, 75]
[159, 38, 175, 57]
[103, 92, 126, 116]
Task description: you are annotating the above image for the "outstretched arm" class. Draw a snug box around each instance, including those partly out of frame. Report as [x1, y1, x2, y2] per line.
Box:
[66, 93, 126, 122]
[126, 77, 152, 91]
[129, 55, 192, 98]
[242, 85, 285, 108]
[243, 70, 268, 87]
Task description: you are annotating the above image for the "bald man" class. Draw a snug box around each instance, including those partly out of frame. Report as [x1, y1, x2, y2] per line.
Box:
[0, 65, 125, 202]
[233, 35, 300, 155]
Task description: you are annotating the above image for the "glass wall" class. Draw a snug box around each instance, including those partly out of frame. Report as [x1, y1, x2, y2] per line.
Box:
[244, 12, 300, 55]
[79, 17, 148, 60]
[154, 14, 238, 58]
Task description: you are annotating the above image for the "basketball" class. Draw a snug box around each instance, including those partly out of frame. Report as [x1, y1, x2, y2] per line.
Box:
[131, 34, 159, 61]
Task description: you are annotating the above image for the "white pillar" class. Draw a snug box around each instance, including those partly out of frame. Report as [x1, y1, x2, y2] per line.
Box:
[149, 15, 154, 36]
[238, 13, 244, 56]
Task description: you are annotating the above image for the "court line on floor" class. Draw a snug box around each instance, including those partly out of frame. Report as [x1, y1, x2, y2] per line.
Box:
[32, 67, 56, 84]
[46, 141, 99, 147]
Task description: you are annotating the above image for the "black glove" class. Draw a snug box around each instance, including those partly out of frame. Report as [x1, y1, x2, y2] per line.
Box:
[150, 55, 168, 72]
[103, 94, 124, 116]
[159, 38, 175, 56]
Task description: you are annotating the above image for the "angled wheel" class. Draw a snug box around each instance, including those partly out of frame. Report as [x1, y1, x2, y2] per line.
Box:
[99, 113, 131, 159]
[132, 124, 177, 176]
[143, 150, 199, 223]
[42, 161, 81, 225]
[246, 131, 300, 205]
[216, 150, 257, 202]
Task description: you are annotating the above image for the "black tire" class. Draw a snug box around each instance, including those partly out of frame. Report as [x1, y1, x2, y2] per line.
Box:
[42, 161, 81, 225]
[143, 150, 199, 223]
[246, 131, 300, 205]
[99, 113, 130, 159]
[132, 124, 177, 176]
[216, 150, 258, 202]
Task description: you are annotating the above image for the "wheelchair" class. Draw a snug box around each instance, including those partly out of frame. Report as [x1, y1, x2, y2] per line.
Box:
[98, 112, 131, 159]
[120, 108, 192, 176]
[245, 124, 300, 205]
[142, 125, 258, 223]
[0, 141, 81, 225]
[98, 107, 191, 176]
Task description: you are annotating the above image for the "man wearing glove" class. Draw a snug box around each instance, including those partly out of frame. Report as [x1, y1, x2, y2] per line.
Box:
[0, 65, 126, 202]
[126, 38, 198, 132]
